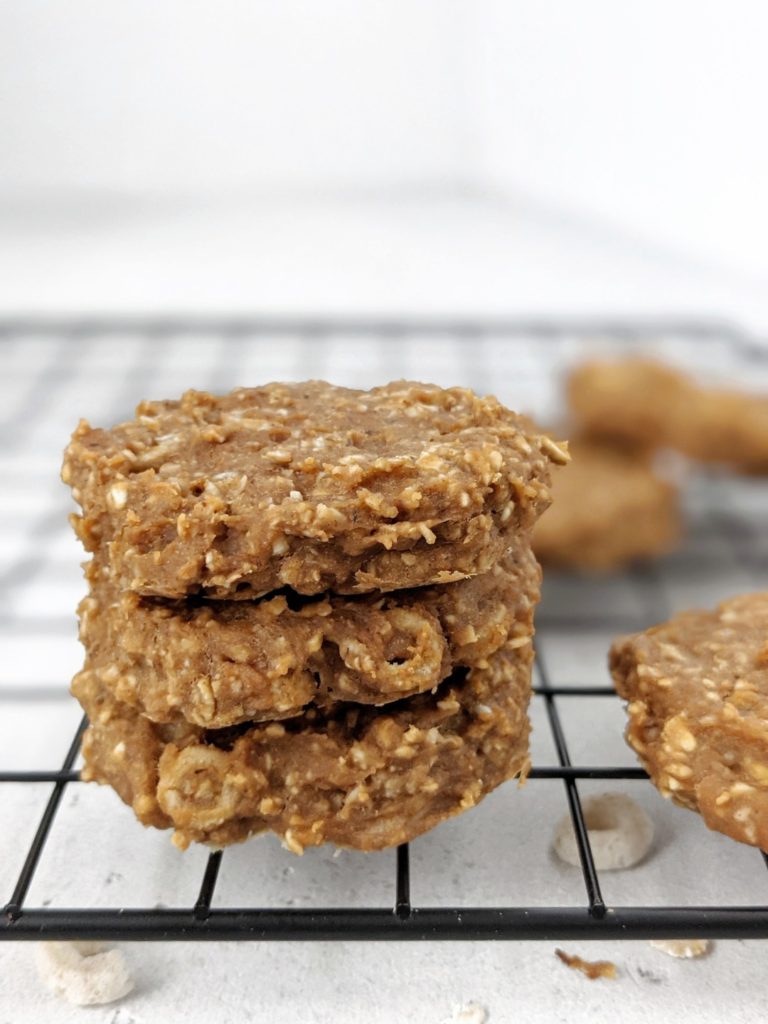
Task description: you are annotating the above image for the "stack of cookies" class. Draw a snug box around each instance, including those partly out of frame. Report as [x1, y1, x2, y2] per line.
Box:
[63, 381, 565, 852]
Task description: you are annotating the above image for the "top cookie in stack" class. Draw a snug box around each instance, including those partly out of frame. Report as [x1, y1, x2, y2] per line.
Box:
[63, 381, 564, 598]
[63, 381, 566, 852]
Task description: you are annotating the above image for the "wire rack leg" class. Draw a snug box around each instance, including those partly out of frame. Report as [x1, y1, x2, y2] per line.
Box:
[535, 645, 606, 918]
[4, 715, 87, 922]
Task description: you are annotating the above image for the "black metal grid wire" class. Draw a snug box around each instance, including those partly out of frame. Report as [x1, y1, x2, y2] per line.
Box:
[2, 316, 768, 942]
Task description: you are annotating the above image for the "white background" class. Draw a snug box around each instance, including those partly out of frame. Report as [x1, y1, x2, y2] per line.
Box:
[0, 2, 767, 324]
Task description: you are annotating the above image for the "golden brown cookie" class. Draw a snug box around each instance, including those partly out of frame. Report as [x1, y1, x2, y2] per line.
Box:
[63, 381, 565, 599]
[610, 594, 768, 849]
[681, 388, 768, 471]
[533, 439, 681, 571]
[567, 359, 688, 450]
[74, 636, 534, 852]
[568, 357, 768, 472]
[77, 545, 540, 728]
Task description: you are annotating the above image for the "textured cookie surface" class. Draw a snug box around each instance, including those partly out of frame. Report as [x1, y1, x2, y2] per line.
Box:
[74, 637, 534, 852]
[63, 381, 564, 598]
[533, 439, 680, 571]
[611, 594, 768, 849]
[78, 545, 540, 728]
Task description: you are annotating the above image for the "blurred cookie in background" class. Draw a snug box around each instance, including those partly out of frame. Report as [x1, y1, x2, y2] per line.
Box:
[567, 357, 768, 473]
[533, 437, 681, 572]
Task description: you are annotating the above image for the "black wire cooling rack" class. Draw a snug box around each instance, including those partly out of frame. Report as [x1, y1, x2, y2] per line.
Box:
[2, 316, 768, 942]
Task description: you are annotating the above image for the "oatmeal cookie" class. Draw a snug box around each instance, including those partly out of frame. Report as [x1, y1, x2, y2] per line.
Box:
[62, 381, 565, 599]
[568, 358, 768, 471]
[77, 545, 540, 728]
[610, 594, 768, 849]
[681, 387, 768, 471]
[74, 636, 534, 852]
[533, 439, 680, 571]
[567, 359, 688, 450]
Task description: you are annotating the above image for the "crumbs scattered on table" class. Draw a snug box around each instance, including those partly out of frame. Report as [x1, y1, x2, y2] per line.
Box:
[441, 1004, 488, 1024]
[555, 948, 618, 980]
[649, 939, 712, 959]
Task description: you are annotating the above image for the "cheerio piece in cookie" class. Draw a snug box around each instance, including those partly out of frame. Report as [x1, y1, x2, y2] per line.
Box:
[610, 594, 768, 849]
[63, 381, 566, 599]
[77, 544, 540, 728]
[73, 635, 534, 853]
[533, 439, 681, 571]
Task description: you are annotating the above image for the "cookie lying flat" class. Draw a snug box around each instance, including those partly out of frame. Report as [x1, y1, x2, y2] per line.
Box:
[682, 388, 768, 471]
[533, 440, 680, 571]
[74, 636, 533, 852]
[78, 545, 540, 728]
[568, 358, 768, 472]
[63, 381, 565, 599]
[611, 594, 768, 849]
[567, 359, 688, 451]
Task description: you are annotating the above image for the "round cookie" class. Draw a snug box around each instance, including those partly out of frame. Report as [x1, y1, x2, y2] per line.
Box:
[681, 388, 768, 472]
[568, 357, 768, 473]
[78, 546, 540, 728]
[74, 636, 534, 853]
[63, 380, 565, 599]
[567, 359, 689, 450]
[610, 594, 768, 849]
[533, 439, 681, 571]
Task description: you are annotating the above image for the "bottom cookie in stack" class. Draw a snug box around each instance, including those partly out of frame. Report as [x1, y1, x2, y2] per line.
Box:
[74, 635, 534, 852]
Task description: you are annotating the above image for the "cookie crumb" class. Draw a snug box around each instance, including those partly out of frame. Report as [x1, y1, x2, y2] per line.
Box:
[649, 938, 712, 959]
[441, 1003, 488, 1024]
[555, 948, 618, 979]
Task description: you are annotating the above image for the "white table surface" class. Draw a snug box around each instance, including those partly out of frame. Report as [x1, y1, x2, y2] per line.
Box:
[0, 201, 767, 1024]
